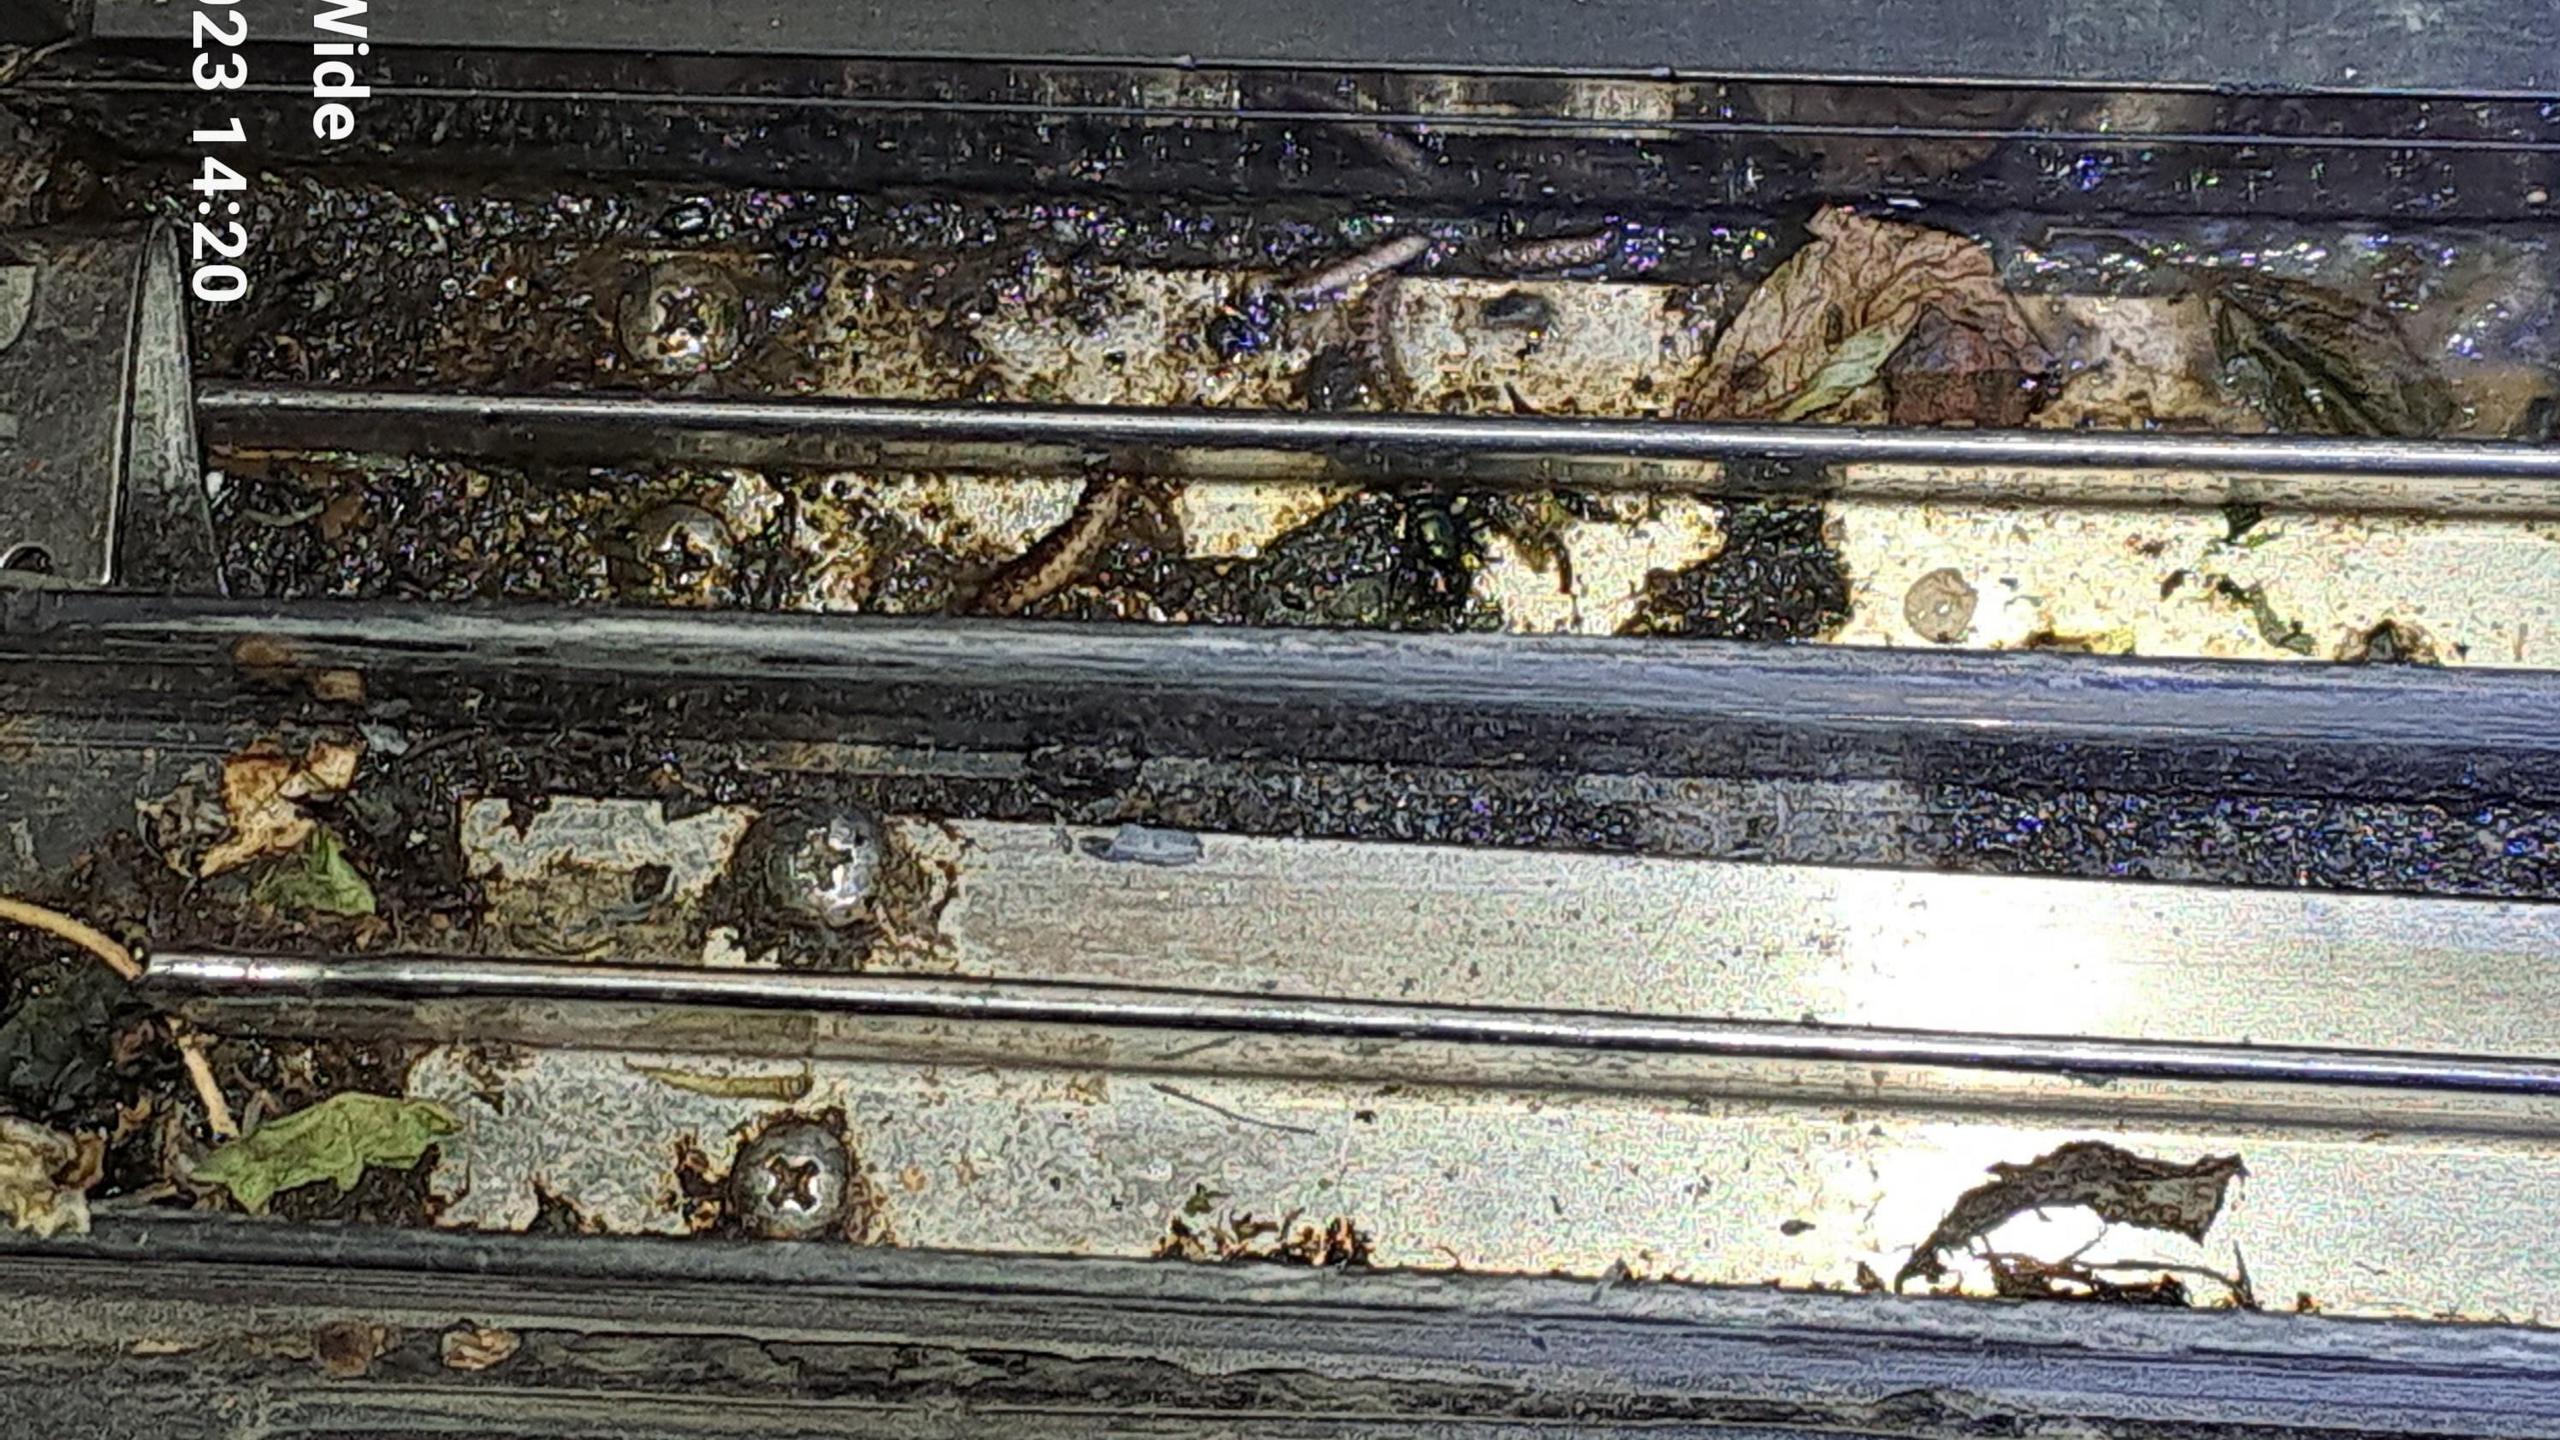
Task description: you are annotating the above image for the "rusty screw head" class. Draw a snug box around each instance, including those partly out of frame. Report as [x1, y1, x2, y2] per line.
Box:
[764, 810, 885, 931]
[617, 258, 745, 375]
[732, 1119, 850, 1240]
[633, 502, 736, 594]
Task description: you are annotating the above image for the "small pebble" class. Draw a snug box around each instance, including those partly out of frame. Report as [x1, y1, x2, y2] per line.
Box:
[1903, 567, 1979, 645]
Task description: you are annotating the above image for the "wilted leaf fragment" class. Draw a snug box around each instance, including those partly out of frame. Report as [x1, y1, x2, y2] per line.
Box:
[0, 1115, 103, 1238]
[1689, 206, 2050, 425]
[251, 830, 377, 917]
[201, 739, 364, 876]
[1896, 1141, 2244, 1291]
[194, 1093, 458, 1213]
[2210, 272, 2455, 438]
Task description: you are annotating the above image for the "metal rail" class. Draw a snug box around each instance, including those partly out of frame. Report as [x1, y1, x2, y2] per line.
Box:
[86, 0, 2560, 95]
[145, 953, 2560, 1098]
[195, 386, 2560, 513]
[10, 592, 2558, 808]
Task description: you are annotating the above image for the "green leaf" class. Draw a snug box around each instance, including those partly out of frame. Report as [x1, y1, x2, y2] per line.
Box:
[193, 1093, 458, 1212]
[1773, 321, 1912, 422]
[250, 829, 377, 917]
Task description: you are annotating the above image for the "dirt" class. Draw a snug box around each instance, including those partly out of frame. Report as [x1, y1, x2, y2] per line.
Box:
[1155, 1208, 1377, 1269]
[1618, 496, 1852, 642]
[216, 453, 688, 606]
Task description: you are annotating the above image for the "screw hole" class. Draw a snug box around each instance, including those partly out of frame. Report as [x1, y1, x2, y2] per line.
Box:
[1, 544, 54, 575]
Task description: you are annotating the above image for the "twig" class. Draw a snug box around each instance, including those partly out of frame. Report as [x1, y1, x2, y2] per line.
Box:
[175, 1032, 240, 1139]
[0, 896, 142, 982]
[0, 38, 75, 90]
[1487, 229, 1619, 274]
[1282, 234, 1431, 303]
[0, 895, 238, 1138]
[1150, 1081, 1318, 1136]
[2079, 1256, 2260, 1308]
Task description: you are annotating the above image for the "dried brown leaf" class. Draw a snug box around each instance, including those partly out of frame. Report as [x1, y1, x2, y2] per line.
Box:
[200, 739, 363, 876]
[0, 1115, 100, 1237]
[1896, 1141, 2244, 1291]
[1687, 207, 2049, 423]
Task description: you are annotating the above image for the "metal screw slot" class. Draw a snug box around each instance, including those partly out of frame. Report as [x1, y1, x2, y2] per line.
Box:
[731, 1119, 851, 1240]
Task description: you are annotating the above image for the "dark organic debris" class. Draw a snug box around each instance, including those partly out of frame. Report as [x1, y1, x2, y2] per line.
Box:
[1987, 1247, 2257, 1309]
[1987, 1254, 2190, 1306]
[1895, 1141, 2245, 1291]
[2219, 501, 2268, 546]
[2210, 272, 2456, 438]
[1156, 1208, 1375, 1269]
[2209, 576, 2317, 655]
[1882, 305, 2052, 427]
[310, 1320, 389, 1379]
[1620, 500, 1851, 642]
[2337, 618, 2442, 666]
[0, 959, 140, 1126]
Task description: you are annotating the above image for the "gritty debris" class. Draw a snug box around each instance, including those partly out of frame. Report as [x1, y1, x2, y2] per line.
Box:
[1157, 1208, 1375, 1268]
[1895, 1141, 2246, 1291]
[439, 1324, 523, 1372]
[0, 1113, 102, 1237]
